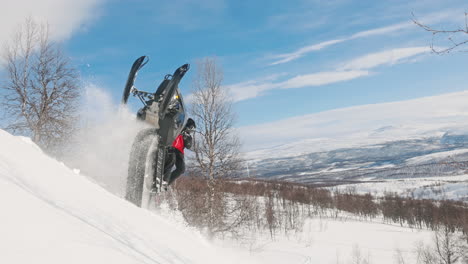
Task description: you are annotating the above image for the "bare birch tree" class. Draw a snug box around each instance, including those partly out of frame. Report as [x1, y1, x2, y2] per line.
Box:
[189, 57, 242, 180]
[1, 18, 80, 153]
[188, 57, 242, 234]
[434, 226, 462, 264]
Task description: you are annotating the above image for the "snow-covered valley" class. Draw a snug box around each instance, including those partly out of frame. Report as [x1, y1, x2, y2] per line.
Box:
[243, 91, 468, 201]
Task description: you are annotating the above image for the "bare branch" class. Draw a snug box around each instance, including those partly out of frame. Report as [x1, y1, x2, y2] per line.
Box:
[413, 12, 468, 54]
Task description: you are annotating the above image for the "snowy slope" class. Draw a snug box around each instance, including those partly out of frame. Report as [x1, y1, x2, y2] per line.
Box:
[0, 129, 250, 264]
[222, 218, 433, 264]
[0, 128, 441, 263]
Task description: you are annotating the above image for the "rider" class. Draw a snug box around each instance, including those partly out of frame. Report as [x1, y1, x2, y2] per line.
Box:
[163, 118, 196, 187]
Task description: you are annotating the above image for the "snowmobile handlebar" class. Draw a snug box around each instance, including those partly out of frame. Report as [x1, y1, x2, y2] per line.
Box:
[130, 63, 190, 108]
[130, 87, 155, 105]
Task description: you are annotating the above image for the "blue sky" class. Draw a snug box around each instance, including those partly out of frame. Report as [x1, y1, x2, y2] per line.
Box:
[2, 0, 468, 131]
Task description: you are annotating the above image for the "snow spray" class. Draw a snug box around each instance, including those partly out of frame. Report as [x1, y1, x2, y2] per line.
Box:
[64, 84, 148, 196]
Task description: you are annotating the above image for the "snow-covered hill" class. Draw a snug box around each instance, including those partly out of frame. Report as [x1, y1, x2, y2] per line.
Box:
[0, 129, 249, 264]
[0, 129, 444, 263]
[242, 90, 468, 155]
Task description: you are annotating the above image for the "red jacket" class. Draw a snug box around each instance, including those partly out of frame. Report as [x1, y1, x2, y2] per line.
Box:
[172, 134, 185, 154]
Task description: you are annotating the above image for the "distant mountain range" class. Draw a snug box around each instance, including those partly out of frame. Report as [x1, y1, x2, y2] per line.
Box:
[246, 133, 468, 185]
[242, 91, 468, 184]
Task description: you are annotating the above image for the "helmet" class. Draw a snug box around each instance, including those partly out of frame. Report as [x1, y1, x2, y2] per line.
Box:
[185, 118, 196, 130]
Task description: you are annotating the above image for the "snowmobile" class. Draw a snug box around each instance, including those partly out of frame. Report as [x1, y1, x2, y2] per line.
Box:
[121, 56, 189, 207]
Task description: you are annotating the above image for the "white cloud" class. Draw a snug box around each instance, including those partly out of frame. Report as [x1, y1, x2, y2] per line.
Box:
[226, 81, 276, 102]
[349, 21, 411, 39]
[270, 39, 346, 65]
[0, 0, 105, 44]
[228, 46, 428, 102]
[226, 70, 369, 102]
[268, 10, 458, 66]
[339, 47, 430, 70]
[223, 74, 286, 102]
[280, 71, 370, 89]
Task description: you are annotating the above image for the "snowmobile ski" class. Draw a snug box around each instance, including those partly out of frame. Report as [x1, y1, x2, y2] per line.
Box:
[121, 56, 149, 105]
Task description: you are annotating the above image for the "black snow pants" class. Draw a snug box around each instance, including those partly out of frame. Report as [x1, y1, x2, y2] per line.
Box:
[163, 148, 185, 185]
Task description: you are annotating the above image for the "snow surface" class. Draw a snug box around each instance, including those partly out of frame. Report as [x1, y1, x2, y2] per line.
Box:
[333, 175, 468, 201]
[405, 148, 468, 165]
[220, 218, 433, 264]
[0, 128, 438, 263]
[0, 129, 251, 264]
